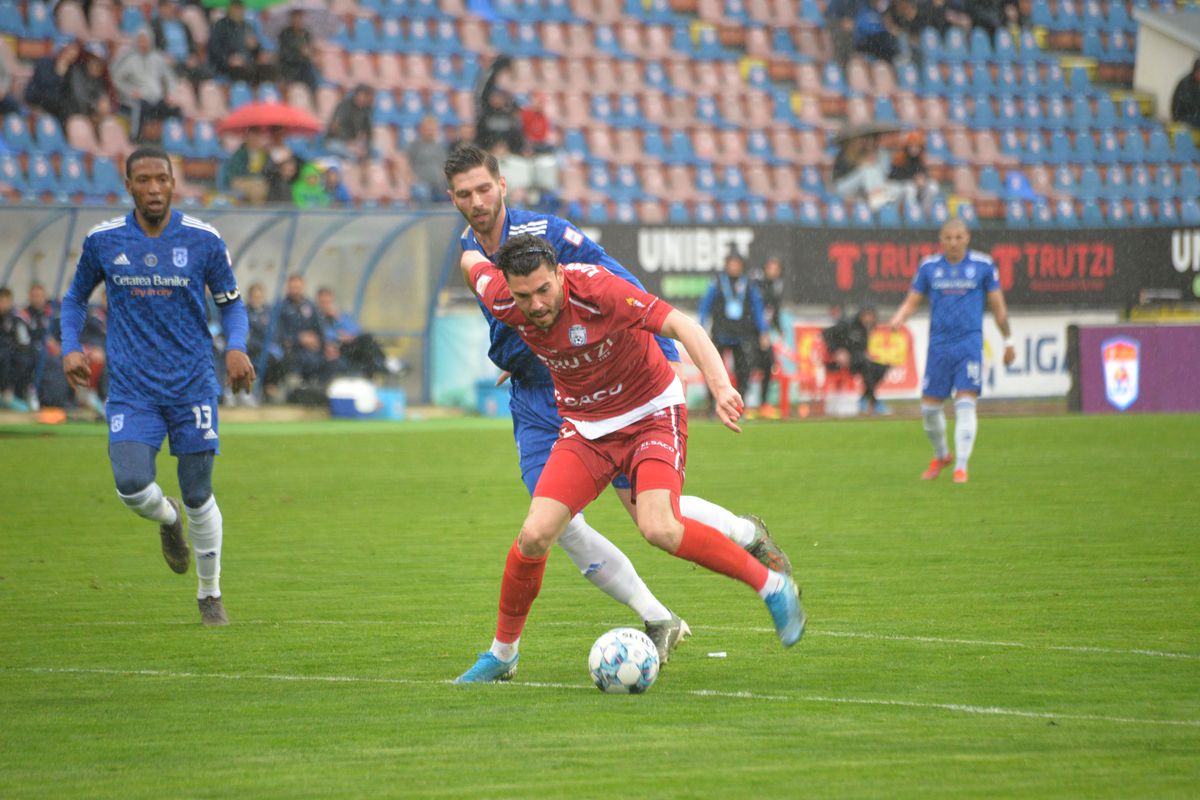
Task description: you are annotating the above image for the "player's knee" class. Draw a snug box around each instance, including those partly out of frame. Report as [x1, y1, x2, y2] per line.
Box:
[109, 442, 156, 495]
[113, 471, 153, 496]
[638, 515, 684, 552]
[177, 452, 214, 509]
[517, 520, 556, 556]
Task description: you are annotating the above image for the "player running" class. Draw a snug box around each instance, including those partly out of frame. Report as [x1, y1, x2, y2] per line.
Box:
[60, 145, 254, 625]
[454, 235, 805, 684]
[445, 146, 792, 668]
[888, 218, 1016, 483]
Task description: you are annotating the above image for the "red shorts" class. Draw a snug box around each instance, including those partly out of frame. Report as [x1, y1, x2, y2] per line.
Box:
[533, 405, 689, 516]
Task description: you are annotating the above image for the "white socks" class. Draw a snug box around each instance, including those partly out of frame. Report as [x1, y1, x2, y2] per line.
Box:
[922, 403, 950, 460]
[118, 482, 178, 525]
[954, 397, 978, 471]
[490, 638, 519, 662]
[558, 513, 672, 622]
[679, 495, 757, 547]
[757, 570, 786, 599]
[186, 495, 223, 599]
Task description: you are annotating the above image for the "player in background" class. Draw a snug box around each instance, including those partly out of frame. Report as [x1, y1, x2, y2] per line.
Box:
[454, 235, 804, 683]
[60, 145, 254, 625]
[445, 146, 792, 664]
[888, 218, 1015, 484]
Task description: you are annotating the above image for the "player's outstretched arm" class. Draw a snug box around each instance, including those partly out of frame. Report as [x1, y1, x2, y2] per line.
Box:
[888, 291, 924, 330]
[987, 289, 1017, 366]
[660, 309, 742, 433]
[461, 251, 487, 287]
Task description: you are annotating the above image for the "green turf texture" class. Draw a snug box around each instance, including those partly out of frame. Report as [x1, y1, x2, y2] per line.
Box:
[1, 414, 1197, 799]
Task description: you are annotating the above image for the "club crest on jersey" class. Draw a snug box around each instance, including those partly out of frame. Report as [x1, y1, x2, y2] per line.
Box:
[144, 253, 158, 268]
[568, 324, 588, 346]
[173, 247, 188, 268]
[625, 297, 645, 308]
[965, 265, 976, 279]
[110, 414, 124, 433]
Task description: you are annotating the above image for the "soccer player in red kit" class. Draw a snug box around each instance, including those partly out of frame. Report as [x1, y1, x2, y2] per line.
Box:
[454, 235, 805, 683]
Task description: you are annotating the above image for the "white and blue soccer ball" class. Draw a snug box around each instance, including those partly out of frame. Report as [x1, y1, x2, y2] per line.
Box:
[588, 627, 660, 694]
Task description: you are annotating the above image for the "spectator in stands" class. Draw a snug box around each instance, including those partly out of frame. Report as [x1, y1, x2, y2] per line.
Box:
[23, 283, 56, 411]
[152, 0, 213, 89]
[0, 287, 35, 411]
[886, 0, 924, 65]
[316, 287, 388, 378]
[889, 130, 939, 214]
[292, 163, 331, 209]
[520, 91, 554, 155]
[225, 127, 279, 206]
[111, 28, 181, 142]
[963, 0, 1021, 42]
[0, 50, 20, 117]
[822, 305, 891, 415]
[323, 163, 352, 206]
[275, 273, 325, 392]
[476, 88, 526, 155]
[266, 154, 301, 205]
[244, 282, 282, 402]
[698, 252, 771, 413]
[833, 133, 899, 209]
[477, 54, 515, 118]
[25, 41, 83, 124]
[326, 84, 375, 161]
[408, 115, 449, 202]
[825, 0, 858, 69]
[853, 0, 901, 63]
[208, 0, 276, 86]
[277, 8, 319, 94]
[448, 121, 478, 154]
[1171, 59, 1200, 129]
[753, 255, 786, 418]
[69, 43, 119, 126]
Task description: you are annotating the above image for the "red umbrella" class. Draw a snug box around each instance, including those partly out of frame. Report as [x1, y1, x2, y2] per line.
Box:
[216, 102, 323, 136]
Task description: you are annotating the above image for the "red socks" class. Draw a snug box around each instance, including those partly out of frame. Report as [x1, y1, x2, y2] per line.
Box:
[495, 540, 548, 643]
[673, 517, 770, 591]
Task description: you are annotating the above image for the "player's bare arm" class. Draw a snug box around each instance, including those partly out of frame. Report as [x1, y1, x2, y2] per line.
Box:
[888, 291, 924, 330]
[660, 309, 743, 433]
[988, 289, 1017, 366]
[461, 251, 486, 287]
[225, 350, 256, 393]
[63, 350, 92, 389]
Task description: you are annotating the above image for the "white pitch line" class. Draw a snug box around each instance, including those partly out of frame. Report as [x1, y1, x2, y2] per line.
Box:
[52, 620, 1200, 661]
[5, 666, 1197, 728]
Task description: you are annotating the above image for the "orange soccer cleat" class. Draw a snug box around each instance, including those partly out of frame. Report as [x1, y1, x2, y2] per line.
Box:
[953, 468, 968, 484]
[921, 454, 954, 480]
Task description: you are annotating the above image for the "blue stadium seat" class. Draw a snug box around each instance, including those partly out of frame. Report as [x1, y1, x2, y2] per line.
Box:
[257, 83, 281, 103]
[1016, 29, 1044, 63]
[1122, 130, 1146, 162]
[641, 128, 666, 161]
[644, 60, 671, 91]
[895, 63, 920, 92]
[1129, 165, 1153, 200]
[978, 166, 1003, 196]
[942, 27, 968, 62]
[1183, 199, 1200, 226]
[797, 200, 821, 225]
[799, 166, 827, 198]
[695, 163, 718, 196]
[993, 28, 1017, 62]
[825, 200, 849, 227]
[24, 0, 54, 38]
[0, 152, 27, 192]
[1179, 165, 1200, 197]
[1030, 200, 1054, 227]
[430, 91, 460, 125]
[585, 200, 610, 223]
[1045, 95, 1070, 129]
[1157, 199, 1179, 224]
[1096, 129, 1121, 163]
[1106, 199, 1131, 226]
[1144, 128, 1170, 164]
[664, 129, 698, 165]
[191, 121, 223, 159]
[946, 96, 969, 126]
[379, 18, 405, 50]
[1105, 164, 1129, 200]
[930, 198, 950, 225]
[874, 96, 897, 123]
[59, 152, 91, 196]
[1076, 165, 1102, 200]
[1108, 0, 1135, 33]
[121, 5, 146, 34]
[1152, 165, 1177, 199]
[91, 157, 124, 196]
[1106, 30, 1135, 64]
[1044, 63, 1068, 94]
[1054, 199, 1079, 226]
[946, 67, 970, 96]
[1093, 94, 1117, 128]
[396, 90, 425, 126]
[745, 62, 770, 91]
[1118, 96, 1144, 130]
[3, 113, 32, 153]
[920, 28, 942, 63]
[695, 24, 732, 59]
[722, 0, 751, 24]
[746, 130, 780, 164]
[822, 62, 846, 95]
[228, 81, 253, 110]
[614, 200, 637, 223]
[971, 95, 997, 128]
[694, 200, 718, 223]
[970, 64, 994, 94]
[26, 153, 58, 194]
[667, 200, 691, 223]
[772, 201, 797, 223]
[925, 129, 952, 162]
[747, 198, 769, 223]
[408, 0, 443, 19]
[719, 200, 744, 223]
[1081, 28, 1104, 60]
[1048, 130, 1074, 163]
[1075, 131, 1097, 163]
[1023, 129, 1048, 163]
[1080, 200, 1104, 226]
[968, 28, 993, 62]
[1171, 129, 1199, 163]
[373, 92, 400, 125]
[876, 202, 901, 226]
[695, 95, 731, 128]
[850, 200, 874, 226]
[1131, 200, 1155, 225]
[488, 21, 516, 55]
[0, 1, 24, 36]
[1067, 66, 1091, 94]
[33, 115, 69, 154]
[590, 94, 614, 125]
[1071, 97, 1095, 130]
[919, 62, 945, 96]
[161, 118, 191, 157]
[1003, 169, 1041, 202]
[771, 27, 798, 56]
[994, 63, 1018, 94]
[718, 165, 749, 202]
[348, 16, 380, 52]
[593, 24, 625, 58]
[1005, 199, 1029, 227]
[957, 201, 978, 226]
[587, 164, 613, 195]
[995, 95, 1021, 129]
[1053, 165, 1076, 195]
[611, 165, 644, 201]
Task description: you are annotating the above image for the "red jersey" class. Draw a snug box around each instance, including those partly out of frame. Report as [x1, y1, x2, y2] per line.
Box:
[470, 259, 678, 426]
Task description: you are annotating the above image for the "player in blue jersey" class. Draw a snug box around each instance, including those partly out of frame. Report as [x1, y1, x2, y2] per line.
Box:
[888, 219, 1015, 484]
[444, 146, 792, 667]
[61, 146, 254, 625]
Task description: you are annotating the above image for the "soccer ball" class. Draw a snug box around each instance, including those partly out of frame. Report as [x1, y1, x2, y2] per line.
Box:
[588, 627, 660, 694]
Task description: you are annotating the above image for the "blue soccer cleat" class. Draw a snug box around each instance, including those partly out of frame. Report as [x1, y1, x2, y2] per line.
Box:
[763, 574, 806, 647]
[453, 652, 519, 684]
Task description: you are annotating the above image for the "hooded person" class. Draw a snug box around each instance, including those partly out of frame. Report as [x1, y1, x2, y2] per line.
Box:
[821, 305, 892, 415]
[292, 163, 331, 208]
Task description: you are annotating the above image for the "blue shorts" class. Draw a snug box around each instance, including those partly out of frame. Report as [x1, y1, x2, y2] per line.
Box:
[106, 397, 221, 456]
[510, 381, 629, 495]
[922, 345, 983, 399]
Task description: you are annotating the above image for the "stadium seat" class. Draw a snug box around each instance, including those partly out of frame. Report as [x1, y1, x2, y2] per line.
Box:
[876, 202, 901, 226]
[1183, 199, 1200, 226]
[59, 152, 90, 196]
[3, 113, 31, 153]
[1129, 165, 1154, 201]
[1170, 128, 1198, 163]
[666, 200, 691, 223]
[1105, 164, 1129, 200]
[978, 166, 1003, 196]
[1179, 165, 1200, 198]
[1005, 199, 1029, 227]
[90, 157, 124, 196]
[1075, 165, 1102, 200]
[719, 200, 744, 222]
[161, 118, 191, 157]
[0, 152, 24, 192]
[1048, 130, 1074, 164]
[1030, 200, 1055, 227]
[849, 200, 874, 226]
[1106, 199, 1131, 226]
[28, 0, 61, 38]
[902, 199, 926, 227]
[0, 2, 24, 36]
[1157, 199, 1179, 224]
[1151, 165, 1177, 199]
[1081, 28, 1105, 60]
[694, 200, 717, 223]
[771, 201, 796, 223]
[1132, 199, 1155, 225]
[228, 82, 253, 110]
[1144, 128, 1170, 164]
[797, 200, 822, 226]
[825, 200, 849, 227]
[26, 152, 58, 195]
[1080, 200, 1104, 226]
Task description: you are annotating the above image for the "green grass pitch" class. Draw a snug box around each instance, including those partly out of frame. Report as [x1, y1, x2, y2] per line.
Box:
[2, 413, 1198, 798]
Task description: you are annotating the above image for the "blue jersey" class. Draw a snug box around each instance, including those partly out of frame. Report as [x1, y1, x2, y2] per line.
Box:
[460, 207, 679, 389]
[61, 210, 242, 405]
[911, 250, 1000, 352]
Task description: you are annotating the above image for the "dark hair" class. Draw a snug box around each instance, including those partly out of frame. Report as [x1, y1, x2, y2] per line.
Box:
[494, 234, 557, 278]
[125, 145, 173, 178]
[0, 286, 12, 300]
[443, 144, 499, 186]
